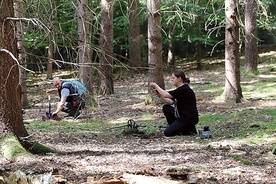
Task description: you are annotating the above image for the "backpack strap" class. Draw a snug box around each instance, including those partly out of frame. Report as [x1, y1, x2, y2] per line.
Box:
[61, 82, 78, 96]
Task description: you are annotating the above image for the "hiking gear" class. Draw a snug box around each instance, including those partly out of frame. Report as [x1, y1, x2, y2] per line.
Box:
[62, 80, 86, 96]
[58, 80, 86, 114]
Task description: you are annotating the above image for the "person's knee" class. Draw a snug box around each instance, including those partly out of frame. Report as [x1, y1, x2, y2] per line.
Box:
[164, 129, 174, 137]
[164, 130, 170, 137]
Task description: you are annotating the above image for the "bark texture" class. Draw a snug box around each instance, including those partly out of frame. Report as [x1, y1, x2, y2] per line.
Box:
[77, 0, 93, 94]
[245, 0, 258, 72]
[0, 0, 28, 137]
[0, 0, 56, 157]
[47, 0, 54, 79]
[225, 0, 243, 102]
[147, 0, 164, 95]
[99, 0, 114, 95]
[128, 0, 141, 68]
[14, 0, 28, 108]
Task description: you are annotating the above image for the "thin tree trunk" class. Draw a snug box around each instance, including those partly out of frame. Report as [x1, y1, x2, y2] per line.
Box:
[225, 0, 243, 103]
[167, 32, 175, 66]
[77, 0, 93, 94]
[147, 0, 164, 97]
[99, 0, 114, 95]
[47, 32, 54, 79]
[245, 0, 258, 72]
[195, 4, 202, 70]
[47, 0, 54, 79]
[14, 0, 28, 108]
[128, 0, 141, 69]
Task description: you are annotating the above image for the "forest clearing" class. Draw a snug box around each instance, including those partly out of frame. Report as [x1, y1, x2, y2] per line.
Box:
[1, 52, 276, 184]
[0, 0, 275, 183]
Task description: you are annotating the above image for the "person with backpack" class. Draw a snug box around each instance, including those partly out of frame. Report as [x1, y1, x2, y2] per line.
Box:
[149, 69, 199, 137]
[46, 77, 86, 119]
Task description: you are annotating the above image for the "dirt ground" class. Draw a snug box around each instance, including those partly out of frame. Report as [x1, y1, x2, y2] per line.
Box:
[1, 61, 276, 184]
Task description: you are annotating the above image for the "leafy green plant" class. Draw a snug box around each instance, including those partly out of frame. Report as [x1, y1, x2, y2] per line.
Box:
[145, 94, 153, 105]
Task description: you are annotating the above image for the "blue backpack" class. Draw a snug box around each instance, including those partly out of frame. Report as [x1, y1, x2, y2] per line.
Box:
[63, 80, 86, 96]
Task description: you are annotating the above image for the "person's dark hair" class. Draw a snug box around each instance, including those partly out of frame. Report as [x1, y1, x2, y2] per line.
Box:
[174, 69, 190, 84]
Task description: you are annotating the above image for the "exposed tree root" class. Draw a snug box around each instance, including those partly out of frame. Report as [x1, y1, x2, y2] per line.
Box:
[0, 133, 57, 159]
[0, 134, 30, 159]
[19, 135, 58, 154]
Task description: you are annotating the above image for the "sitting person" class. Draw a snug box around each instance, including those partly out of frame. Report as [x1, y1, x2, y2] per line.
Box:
[149, 69, 199, 137]
[46, 77, 86, 119]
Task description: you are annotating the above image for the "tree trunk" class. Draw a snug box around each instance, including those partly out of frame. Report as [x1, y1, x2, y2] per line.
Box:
[0, 0, 29, 157]
[128, 0, 141, 69]
[0, 0, 56, 158]
[245, 0, 258, 72]
[77, 0, 93, 94]
[14, 0, 28, 108]
[195, 4, 202, 70]
[47, 0, 54, 79]
[225, 0, 243, 103]
[167, 33, 175, 66]
[0, 0, 28, 138]
[99, 0, 114, 95]
[47, 32, 54, 79]
[147, 0, 164, 96]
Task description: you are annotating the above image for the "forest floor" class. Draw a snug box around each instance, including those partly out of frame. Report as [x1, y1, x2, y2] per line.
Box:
[1, 52, 276, 184]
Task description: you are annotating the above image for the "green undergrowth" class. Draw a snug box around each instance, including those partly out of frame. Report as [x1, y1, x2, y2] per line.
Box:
[198, 108, 276, 144]
[25, 107, 275, 144]
[26, 119, 110, 133]
[26, 114, 165, 137]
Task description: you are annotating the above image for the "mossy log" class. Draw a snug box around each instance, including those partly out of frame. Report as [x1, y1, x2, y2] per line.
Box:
[0, 134, 57, 159]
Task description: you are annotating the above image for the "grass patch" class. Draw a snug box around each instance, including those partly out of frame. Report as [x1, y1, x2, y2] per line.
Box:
[198, 108, 276, 143]
[25, 107, 275, 142]
[25, 116, 165, 136]
[242, 81, 276, 98]
[231, 154, 252, 165]
[26, 119, 110, 133]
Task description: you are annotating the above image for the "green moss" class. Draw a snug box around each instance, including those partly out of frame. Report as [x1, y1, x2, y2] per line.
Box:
[0, 133, 58, 158]
[0, 134, 31, 159]
[28, 142, 58, 154]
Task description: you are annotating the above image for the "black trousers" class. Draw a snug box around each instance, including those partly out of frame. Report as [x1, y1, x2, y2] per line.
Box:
[63, 102, 79, 116]
[162, 104, 198, 137]
[63, 95, 86, 116]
